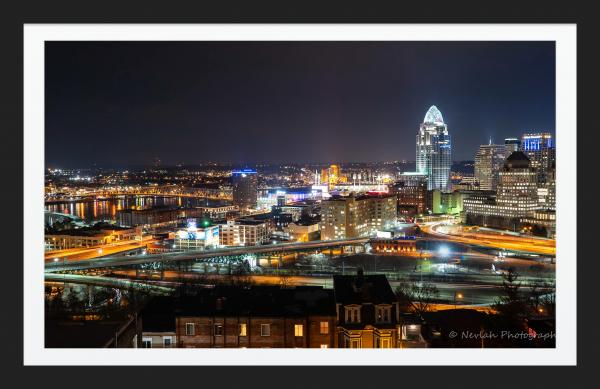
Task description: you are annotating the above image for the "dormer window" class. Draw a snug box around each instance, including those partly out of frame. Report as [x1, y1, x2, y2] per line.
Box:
[376, 305, 391, 323]
[344, 306, 361, 323]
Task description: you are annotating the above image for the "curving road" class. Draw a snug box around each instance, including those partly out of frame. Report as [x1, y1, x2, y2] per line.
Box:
[421, 222, 556, 256]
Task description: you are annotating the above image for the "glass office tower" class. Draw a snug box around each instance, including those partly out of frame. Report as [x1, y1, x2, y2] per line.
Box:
[416, 105, 452, 191]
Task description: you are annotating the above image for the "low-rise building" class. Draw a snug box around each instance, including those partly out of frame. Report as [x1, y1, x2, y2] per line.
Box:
[370, 237, 417, 254]
[173, 224, 220, 252]
[139, 296, 177, 348]
[333, 271, 427, 348]
[175, 286, 336, 348]
[219, 219, 270, 246]
[45, 225, 142, 251]
[117, 207, 183, 228]
[193, 205, 238, 220]
[284, 220, 321, 242]
[521, 210, 556, 238]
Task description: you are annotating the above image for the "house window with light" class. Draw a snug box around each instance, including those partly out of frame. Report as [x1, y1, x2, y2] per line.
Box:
[239, 323, 247, 337]
[319, 321, 329, 334]
[294, 324, 303, 337]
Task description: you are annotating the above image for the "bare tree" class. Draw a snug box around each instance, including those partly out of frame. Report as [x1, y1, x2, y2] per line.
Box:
[278, 273, 293, 288]
[493, 268, 528, 321]
[395, 278, 440, 317]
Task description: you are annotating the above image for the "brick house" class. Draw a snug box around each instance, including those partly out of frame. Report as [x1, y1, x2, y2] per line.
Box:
[333, 270, 427, 348]
[175, 285, 336, 348]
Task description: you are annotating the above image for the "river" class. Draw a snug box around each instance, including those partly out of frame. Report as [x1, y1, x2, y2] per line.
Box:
[44, 195, 230, 223]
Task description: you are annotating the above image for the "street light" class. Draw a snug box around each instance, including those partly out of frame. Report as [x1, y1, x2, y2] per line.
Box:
[438, 246, 450, 257]
[454, 291, 463, 309]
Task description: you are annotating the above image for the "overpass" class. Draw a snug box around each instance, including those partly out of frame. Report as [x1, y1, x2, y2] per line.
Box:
[420, 222, 556, 257]
[45, 273, 175, 295]
[45, 237, 371, 273]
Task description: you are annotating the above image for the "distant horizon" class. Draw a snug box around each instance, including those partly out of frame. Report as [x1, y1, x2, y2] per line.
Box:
[46, 159, 480, 171]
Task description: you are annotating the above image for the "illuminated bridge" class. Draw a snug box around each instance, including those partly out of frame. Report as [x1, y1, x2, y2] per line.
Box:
[44, 238, 371, 274]
[45, 189, 231, 203]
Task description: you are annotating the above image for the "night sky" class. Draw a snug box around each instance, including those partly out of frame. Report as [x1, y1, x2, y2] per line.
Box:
[45, 41, 555, 168]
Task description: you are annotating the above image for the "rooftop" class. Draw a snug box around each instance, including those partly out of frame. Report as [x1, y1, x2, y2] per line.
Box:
[173, 285, 336, 317]
[504, 151, 531, 169]
[333, 273, 396, 305]
[423, 105, 444, 124]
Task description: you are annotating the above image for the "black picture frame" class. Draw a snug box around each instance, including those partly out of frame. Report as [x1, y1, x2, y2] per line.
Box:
[3, 0, 595, 387]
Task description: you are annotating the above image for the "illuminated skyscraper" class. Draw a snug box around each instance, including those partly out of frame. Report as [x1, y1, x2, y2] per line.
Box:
[416, 106, 451, 191]
[463, 151, 539, 230]
[504, 138, 520, 155]
[520, 132, 555, 183]
[231, 169, 258, 211]
[474, 143, 506, 191]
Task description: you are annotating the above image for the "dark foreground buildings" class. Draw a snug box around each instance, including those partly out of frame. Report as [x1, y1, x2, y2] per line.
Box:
[138, 272, 428, 348]
[334, 271, 426, 348]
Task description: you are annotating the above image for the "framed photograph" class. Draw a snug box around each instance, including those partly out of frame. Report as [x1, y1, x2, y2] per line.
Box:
[24, 23, 574, 365]
[5, 0, 593, 385]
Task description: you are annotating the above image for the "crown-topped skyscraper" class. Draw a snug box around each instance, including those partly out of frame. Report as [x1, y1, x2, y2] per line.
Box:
[416, 105, 452, 191]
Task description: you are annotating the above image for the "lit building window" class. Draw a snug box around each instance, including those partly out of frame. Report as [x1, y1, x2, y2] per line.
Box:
[294, 324, 304, 337]
[319, 321, 329, 335]
[239, 323, 247, 337]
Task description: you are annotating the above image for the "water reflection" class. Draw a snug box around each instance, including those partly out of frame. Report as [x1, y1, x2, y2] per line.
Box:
[45, 195, 227, 223]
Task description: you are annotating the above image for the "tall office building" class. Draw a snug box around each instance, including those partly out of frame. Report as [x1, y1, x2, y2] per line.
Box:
[463, 151, 539, 230]
[496, 152, 539, 214]
[474, 143, 506, 191]
[231, 169, 258, 211]
[504, 138, 520, 155]
[320, 194, 397, 240]
[392, 173, 428, 216]
[416, 105, 451, 191]
[537, 161, 556, 211]
[520, 133, 555, 183]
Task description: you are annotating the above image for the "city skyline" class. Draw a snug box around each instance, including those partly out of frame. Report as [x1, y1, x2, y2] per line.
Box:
[46, 41, 555, 168]
[41, 38, 559, 352]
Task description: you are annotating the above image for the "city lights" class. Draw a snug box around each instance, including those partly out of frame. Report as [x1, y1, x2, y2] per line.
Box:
[438, 246, 451, 257]
[41, 40, 557, 351]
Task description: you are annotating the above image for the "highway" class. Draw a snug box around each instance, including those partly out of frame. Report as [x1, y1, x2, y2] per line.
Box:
[45, 237, 156, 262]
[44, 273, 175, 294]
[103, 271, 549, 306]
[44, 237, 370, 272]
[421, 222, 556, 256]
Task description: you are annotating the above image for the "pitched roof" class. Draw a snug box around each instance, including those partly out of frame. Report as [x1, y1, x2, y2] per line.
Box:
[504, 151, 531, 169]
[333, 274, 396, 305]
